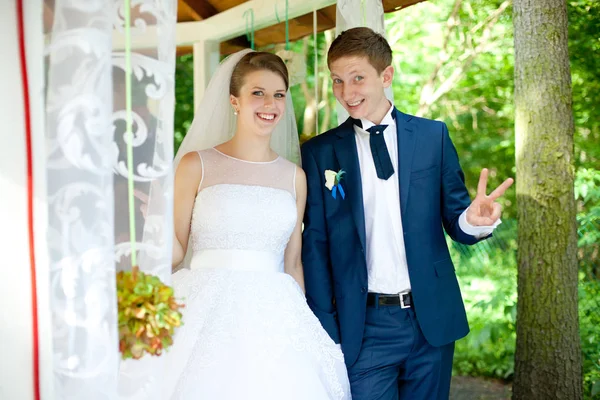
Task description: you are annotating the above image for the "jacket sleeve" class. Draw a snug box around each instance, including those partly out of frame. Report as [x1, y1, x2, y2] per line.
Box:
[440, 122, 489, 245]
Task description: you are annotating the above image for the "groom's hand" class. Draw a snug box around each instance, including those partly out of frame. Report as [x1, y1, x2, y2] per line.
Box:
[466, 168, 514, 226]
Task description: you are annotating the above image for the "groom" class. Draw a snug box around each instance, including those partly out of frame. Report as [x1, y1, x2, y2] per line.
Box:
[301, 27, 513, 400]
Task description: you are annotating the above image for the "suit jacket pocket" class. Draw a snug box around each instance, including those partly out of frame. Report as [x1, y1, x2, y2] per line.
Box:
[434, 258, 455, 277]
[410, 165, 437, 181]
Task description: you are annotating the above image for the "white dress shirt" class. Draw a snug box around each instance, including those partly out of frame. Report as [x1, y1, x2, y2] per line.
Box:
[354, 103, 499, 294]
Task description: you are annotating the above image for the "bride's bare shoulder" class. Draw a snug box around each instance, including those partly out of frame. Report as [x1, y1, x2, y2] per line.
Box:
[176, 151, 203, 180]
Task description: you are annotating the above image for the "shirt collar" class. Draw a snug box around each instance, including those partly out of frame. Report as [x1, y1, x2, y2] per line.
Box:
[358, 102, 396, 132]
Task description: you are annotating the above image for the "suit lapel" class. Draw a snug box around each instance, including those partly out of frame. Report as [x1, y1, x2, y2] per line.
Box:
[395, 109, 416, 217]
[333, 119, 366, 251]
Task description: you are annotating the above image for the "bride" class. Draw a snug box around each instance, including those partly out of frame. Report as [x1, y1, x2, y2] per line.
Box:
[160, 49, 351, 399]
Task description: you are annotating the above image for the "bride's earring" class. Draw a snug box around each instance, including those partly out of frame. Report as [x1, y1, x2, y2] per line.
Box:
[233, 108, 238, 116]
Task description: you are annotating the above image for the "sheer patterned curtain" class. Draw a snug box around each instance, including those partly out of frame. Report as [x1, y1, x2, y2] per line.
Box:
[335, 0, 394, 124]
[45, 1, 118, 398]
[44, 0, 177, 399]
[112, 1, 177, 399]
[112, 0, 176, 281]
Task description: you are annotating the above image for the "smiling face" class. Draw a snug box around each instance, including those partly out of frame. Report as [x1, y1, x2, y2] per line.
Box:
[330, 55, 394, 124]
[230, 69, 287, 137]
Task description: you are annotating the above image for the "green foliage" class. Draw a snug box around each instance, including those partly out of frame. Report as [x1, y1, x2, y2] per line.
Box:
[451, 223, 518, 381]
[174, 54, 195, 154]
[575, 168, 600, 276]
[569, 0, 600, 169]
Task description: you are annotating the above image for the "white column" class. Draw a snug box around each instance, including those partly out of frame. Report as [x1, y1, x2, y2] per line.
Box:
[193, 40, 220, 109]
[0, 1, 52, 399]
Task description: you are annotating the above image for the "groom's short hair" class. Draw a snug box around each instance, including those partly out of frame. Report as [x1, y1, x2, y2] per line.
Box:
[327, 27, 392, 74]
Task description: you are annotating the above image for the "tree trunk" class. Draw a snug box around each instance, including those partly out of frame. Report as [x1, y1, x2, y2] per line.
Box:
[513, 0, 582, 399]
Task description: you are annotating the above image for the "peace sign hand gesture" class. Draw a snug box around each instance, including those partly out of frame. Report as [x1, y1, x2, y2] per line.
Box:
[465, 168, 514, 226]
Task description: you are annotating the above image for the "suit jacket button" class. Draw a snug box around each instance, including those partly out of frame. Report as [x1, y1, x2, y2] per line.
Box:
[361, 287, 367, 293]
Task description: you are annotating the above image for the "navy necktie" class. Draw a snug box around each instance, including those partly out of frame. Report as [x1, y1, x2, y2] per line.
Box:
[366, 124, 395, 180]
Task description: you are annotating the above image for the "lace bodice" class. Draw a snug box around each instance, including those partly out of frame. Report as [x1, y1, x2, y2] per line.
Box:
[190, 148, 298, 256]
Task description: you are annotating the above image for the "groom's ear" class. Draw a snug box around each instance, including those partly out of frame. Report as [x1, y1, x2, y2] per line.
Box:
[381, 65, 394, 89]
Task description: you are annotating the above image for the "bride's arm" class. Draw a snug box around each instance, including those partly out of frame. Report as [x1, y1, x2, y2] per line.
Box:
[284, 166, 307, 292]
[172, 152, 202, 269]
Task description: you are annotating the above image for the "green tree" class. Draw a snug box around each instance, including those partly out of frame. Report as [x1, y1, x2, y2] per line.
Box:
[513, 0, 582, 398]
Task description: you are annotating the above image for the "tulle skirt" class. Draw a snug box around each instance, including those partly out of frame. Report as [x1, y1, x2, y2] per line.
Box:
[160, 250, 351, 400]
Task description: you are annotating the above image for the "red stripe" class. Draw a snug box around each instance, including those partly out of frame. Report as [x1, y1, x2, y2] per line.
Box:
[16, 1, 41, 399]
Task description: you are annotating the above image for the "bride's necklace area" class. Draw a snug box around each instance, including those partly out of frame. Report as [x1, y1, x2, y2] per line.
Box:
[213, 144, 278, 164]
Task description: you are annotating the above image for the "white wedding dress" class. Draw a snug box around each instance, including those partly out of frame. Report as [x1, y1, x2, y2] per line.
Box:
[161, 148, 351, 400]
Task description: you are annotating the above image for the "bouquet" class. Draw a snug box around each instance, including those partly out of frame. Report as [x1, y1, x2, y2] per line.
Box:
[116, 266, 184, 360]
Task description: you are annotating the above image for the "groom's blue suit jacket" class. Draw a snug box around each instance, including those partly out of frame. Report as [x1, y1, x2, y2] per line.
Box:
[301, 108, 487, 367]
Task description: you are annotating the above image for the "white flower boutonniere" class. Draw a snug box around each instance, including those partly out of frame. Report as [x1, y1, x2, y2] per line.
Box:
[324, 169, 346, 199]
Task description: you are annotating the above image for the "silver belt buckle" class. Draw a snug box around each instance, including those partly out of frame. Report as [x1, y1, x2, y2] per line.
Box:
[399, 291, 410, 309]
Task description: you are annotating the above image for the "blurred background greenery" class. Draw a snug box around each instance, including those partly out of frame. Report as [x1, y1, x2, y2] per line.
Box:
[173, 0, 599, 397]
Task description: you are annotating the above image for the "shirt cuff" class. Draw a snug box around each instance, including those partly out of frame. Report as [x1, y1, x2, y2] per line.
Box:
[459, 208, 501, 239]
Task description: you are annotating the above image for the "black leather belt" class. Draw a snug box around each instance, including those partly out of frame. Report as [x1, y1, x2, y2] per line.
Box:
[366, 292, 413, 309]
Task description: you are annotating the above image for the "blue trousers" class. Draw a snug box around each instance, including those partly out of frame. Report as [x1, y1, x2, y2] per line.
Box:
[347, 303, 455, 400]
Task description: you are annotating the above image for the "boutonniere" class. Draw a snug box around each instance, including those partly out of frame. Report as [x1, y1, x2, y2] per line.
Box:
[324, 169, 346, 199]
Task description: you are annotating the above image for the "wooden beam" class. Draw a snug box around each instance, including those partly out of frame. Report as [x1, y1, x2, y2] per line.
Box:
[181, 0, 219, 20]
[113, 0, 337, 50]
[178, 0, 203, 21]
[294, 8, 335, 27]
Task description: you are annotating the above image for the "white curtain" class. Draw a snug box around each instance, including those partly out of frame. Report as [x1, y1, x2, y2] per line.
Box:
[45, 1, 118, 398]
[111, 2, 177, 399]
[111, 0, 176, 282]
[335, 0, 394, 124]
[44, 1, 177, 399]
